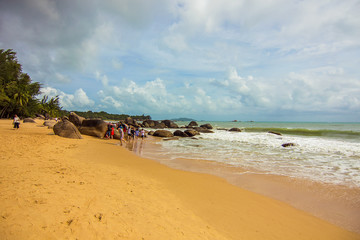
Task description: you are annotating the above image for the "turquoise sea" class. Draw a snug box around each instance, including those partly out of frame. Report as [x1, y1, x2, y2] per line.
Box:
[142, 121, 360, 187]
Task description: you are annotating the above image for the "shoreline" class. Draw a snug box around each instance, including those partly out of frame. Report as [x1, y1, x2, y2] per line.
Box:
[1, 119, 359, 239]
[129, 135, 360, 234]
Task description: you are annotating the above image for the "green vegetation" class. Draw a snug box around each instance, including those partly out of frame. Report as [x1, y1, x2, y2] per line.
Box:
[0, 49, 62, 118]
[70, 111, 151, 121]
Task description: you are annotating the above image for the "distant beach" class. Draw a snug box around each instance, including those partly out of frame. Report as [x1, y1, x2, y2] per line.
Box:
[0, 119, 359, 239]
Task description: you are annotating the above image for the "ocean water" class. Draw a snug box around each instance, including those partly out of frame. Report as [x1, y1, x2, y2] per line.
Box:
[145, 121, 360, 188]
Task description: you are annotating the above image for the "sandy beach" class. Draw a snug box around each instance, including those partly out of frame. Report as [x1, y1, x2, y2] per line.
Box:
[1, 119, 359, 240]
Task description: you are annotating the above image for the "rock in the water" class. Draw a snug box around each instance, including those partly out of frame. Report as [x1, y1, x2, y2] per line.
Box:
[153, 130, 174, 137]
[162, 120, 179, 128]
[282, 143, 296, 147]
[268, 131, 282, 136]
[186, 121, 198, 128]
[53, 120, 82, 139]
[200, 123, 213, 129]
[142, 119, 155, 128]
[79, 119, 108, 138]
[69, 112, 85, 127]
[193, 127, 214, 133]
[174, 130, 189, 137]
[23, 118, 36, 123]
[147, 131, 155, 136]
[154, 122, 167, 129]
[184, 129, 200, 137]
[229, 128, 242, 132]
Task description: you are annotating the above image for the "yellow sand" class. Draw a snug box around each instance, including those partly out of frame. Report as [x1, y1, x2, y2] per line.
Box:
[0, 119, 359, 240]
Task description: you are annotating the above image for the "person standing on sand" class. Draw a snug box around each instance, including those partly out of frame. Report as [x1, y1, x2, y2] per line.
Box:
[105, 123, 112, 139]
[117, 124, 126, 146]
[128, 126, 132, 140]
[141, 129, 145, 140]
[110, 124, 115, 139]
[13, 114, 20, 129]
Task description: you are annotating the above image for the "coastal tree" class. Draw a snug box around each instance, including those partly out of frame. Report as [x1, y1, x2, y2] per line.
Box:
[39, 95, 62, 118]
[0, 49, 41, 118]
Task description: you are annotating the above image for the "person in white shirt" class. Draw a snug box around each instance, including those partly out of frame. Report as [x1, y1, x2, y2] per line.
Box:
[13, 114, 20, 129]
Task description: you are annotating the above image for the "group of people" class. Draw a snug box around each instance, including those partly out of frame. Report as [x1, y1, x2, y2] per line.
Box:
[105, 122, 146, 145]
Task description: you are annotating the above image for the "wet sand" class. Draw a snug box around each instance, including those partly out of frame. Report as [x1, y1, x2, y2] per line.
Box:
[128, 135, 360, 234]
[0, 119, 359, 239]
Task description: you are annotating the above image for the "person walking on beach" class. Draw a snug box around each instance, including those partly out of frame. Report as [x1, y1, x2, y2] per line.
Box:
[117, 124, 126, 146]
[110, 124, 115, 139]
[105, 123, 112, 139]
[128, 126, 132, 140]
[141, 129, 145, 140]
[135, 128, 140, 139]
[13, 114, 20, 129]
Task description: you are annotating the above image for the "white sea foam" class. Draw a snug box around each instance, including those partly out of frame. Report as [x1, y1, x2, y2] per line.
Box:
[155, 127, 360, 187]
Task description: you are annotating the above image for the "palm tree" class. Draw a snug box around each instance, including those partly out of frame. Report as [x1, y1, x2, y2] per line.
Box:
[40, 95, 62, 118]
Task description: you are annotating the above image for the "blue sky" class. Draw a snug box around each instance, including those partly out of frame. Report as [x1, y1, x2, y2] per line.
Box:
[1, 0, 360, 121]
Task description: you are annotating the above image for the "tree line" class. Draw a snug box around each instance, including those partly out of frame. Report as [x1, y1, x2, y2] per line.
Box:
[0, 49, 63, 118]
[70, 111, 151, 121]
[0, 49, 151, 121]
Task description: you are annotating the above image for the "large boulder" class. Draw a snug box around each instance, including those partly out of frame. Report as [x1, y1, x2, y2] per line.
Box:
[200, 123, 213, 129]
[194, 127, 214, 133]
[153, 130, 174, 138]
[53, 120, 82, 139]
[184, 129, 200, 137]
[142, 119, 157, 128]
[125, 117, 140, 127]
[69, 112, 85, 127]
[23, 118, 36, 123]
[162, 120, 179, 128]
[229, 128, 242, 132]
[43, 120, 57, 128]
[79, 119, 108, 138]
[154, 122, 167, 129]
[186, 121, 198, 128]
[174, 130, 189, 137]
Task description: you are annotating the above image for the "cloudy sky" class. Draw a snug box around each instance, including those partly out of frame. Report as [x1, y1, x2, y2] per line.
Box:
[1, 0, 359, 121]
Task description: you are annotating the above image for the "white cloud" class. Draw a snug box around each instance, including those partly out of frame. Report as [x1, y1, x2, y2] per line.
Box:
[2, 0, 360, 121]
[39, 87, 94, 110]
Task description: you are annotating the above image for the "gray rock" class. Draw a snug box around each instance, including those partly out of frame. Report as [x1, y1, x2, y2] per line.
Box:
[268, 131, 282, 136]
[153, 130, 174, 137]
[53, 120, 82, 139]
[154, 122, 167, 129]
[174, 130, 189, 137]
[186, 121, 198, 128]
[229, 128, 242, 132]
[23, 118, 36, 123]
[79, 119, 108, 138]
[282, 143, 296, 147]
[162, 120, 179, 128]
[43, 120, 57, 128]
[200, 123, 213, 129]
[184, 129, 200, 137]
[69, 112, 85, 127]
